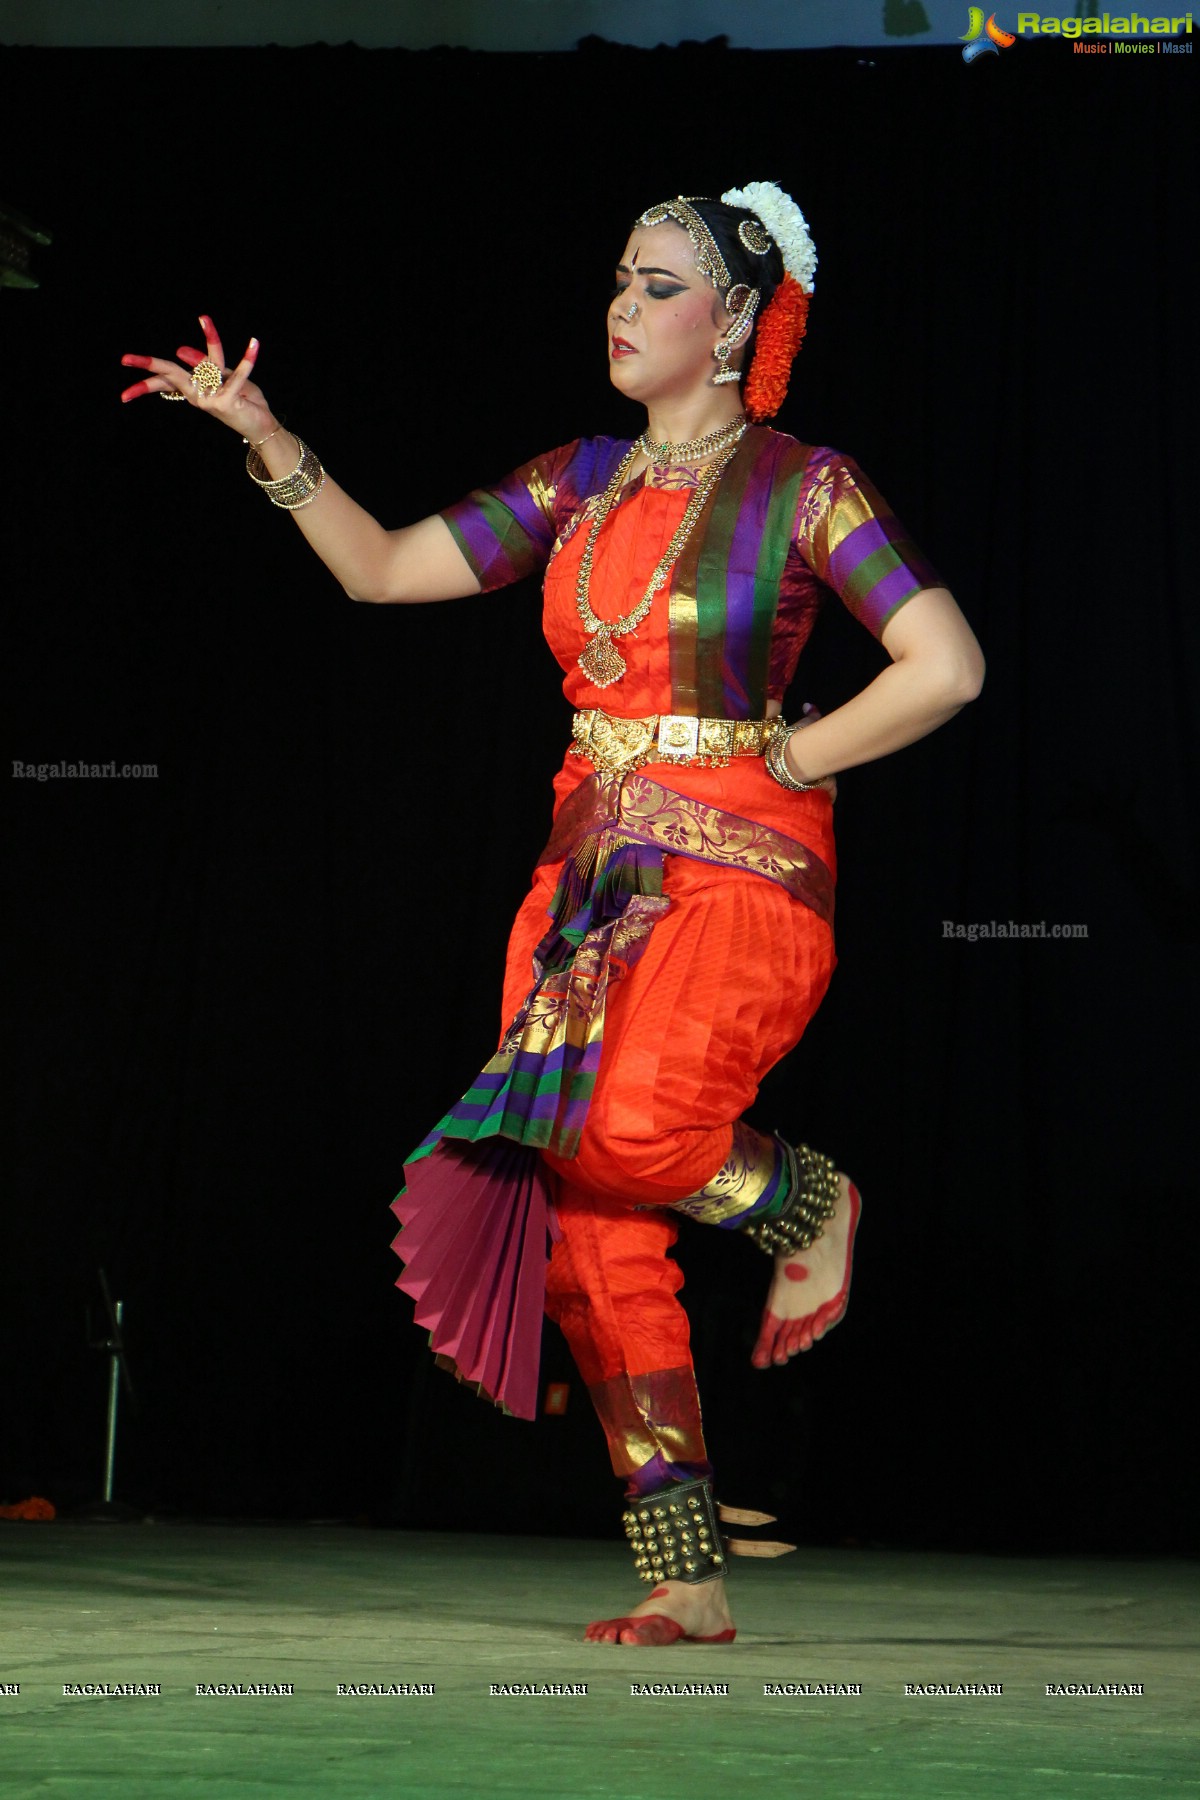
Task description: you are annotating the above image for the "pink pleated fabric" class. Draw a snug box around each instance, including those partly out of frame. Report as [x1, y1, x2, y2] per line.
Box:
[392, 1140, 555, 1420]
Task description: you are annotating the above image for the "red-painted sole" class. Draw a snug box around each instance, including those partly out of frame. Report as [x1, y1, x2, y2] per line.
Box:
[584, 1614, 737, 1645]
[752, 1179, 862, 1365]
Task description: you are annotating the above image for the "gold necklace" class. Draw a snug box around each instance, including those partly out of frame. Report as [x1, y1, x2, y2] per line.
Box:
[637, 412, 748, 464]
[575, 425, 747, 689]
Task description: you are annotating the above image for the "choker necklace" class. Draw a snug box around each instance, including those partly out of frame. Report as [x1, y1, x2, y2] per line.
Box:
[636, 412, 748, 465]
[575, 422, 747, 689]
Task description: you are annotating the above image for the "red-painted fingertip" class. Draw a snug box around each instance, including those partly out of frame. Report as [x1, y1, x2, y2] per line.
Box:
[121, 354, 151, 368]
[177, 347, 202, 365]
[246, 337, 259, 356]
[198, 314, 213, 329]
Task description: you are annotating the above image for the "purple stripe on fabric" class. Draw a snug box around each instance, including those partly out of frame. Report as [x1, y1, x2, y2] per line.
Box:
[466, 1087, 556, 1126]
[825, 515, 896, 594]
[571, 435, 634, 503]
[720, 443, 774, 715]
[721, 657, 750, 717]
[856, 559, 932, 637]
[624, 1452, 715, 1499]
[445, 505, 501, 577]
[504, 1092, 562, 1126]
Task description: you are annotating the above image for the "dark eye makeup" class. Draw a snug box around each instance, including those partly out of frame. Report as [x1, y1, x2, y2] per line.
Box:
[610, 281, 687, 301]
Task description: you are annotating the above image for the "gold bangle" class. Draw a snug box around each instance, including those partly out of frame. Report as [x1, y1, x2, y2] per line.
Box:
[245, 434, 326, 510]
[246, 434, 303, 487]
[765, 722, 826, 792]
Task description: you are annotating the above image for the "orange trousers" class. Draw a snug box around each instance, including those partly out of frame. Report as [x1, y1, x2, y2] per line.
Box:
[499, 848, 837, 1491]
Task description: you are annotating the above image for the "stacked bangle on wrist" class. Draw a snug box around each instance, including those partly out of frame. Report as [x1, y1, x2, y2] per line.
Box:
[764, 720, 827, 792]
[245, 433, 326, 510]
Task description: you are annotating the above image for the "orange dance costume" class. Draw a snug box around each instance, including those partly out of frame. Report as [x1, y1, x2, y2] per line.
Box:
[390, 425, 940, 1512]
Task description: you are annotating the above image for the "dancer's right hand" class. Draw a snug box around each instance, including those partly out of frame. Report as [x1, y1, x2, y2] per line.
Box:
[119, 314, 277, 445]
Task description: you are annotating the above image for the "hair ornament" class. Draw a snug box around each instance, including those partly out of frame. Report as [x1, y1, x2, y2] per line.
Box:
[737, 218, 772, 256]
[721, 181, 817, 295]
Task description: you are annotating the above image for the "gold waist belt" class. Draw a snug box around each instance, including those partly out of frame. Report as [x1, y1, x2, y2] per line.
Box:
[571, 708, 779, 777]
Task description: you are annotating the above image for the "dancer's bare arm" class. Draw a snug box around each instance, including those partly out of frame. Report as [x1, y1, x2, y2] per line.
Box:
[778, 586, 986, 782]
[120, 316, 481, 605]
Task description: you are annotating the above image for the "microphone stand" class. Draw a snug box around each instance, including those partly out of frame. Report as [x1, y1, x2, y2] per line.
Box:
[82, 1267, 139, 1520]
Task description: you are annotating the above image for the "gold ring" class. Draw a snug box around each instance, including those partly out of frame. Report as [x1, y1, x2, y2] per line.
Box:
[160, 390, 189, 401]
[190, 359, 224, 395]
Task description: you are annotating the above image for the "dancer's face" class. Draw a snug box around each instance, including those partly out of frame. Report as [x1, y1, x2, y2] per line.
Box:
[607, 222, 729, 404]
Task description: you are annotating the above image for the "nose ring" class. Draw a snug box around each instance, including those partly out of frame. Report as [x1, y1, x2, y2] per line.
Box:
[625, 301, 640, 320]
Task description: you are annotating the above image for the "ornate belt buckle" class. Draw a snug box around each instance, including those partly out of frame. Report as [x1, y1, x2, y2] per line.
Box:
[590, 712, 658, 775]
[657, 714, 700, 760]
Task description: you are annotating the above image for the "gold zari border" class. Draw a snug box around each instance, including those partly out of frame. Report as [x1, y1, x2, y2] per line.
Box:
[538, 771, 834, 924]
[588, 1366, 708, 1477]
[669, 1121, 779, 1226]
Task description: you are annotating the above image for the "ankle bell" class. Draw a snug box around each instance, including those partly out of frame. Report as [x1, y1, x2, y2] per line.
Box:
[739, 1137, 839, 1256]
[622, 1478, 727, 1585]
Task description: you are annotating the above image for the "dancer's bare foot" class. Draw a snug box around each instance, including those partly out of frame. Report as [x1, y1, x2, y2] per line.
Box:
[751, 1175, 861, 1368]
[584, 1578, 736, 1645]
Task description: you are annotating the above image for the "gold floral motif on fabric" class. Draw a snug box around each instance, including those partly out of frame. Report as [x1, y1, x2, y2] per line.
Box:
[669, 1121, 778, 1226]
[537, 772, 833, 924]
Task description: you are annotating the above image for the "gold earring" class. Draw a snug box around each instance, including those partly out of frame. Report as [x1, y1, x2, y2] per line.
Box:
[712, 282, 759, 386]
[712, 337, 740, 386]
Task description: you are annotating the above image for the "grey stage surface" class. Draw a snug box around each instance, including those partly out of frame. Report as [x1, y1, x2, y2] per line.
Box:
[0, 1523, 1196, 1798]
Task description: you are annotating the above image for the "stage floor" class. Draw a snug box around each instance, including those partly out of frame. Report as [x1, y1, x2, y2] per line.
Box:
[1, 1523, 1196, 1799]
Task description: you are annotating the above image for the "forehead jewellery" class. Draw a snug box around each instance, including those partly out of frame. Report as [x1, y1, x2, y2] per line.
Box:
[575, 417, 749, 688]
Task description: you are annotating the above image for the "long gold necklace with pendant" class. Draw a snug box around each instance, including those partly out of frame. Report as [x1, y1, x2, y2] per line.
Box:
[575, 419, 748, 690]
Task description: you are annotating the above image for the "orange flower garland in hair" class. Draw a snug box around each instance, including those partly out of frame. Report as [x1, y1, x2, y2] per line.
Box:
[744, 274, 810, 424]
[720, 181, 817, 423]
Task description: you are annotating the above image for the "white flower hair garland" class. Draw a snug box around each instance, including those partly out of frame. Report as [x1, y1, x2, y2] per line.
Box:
[720, 181, 818, 295]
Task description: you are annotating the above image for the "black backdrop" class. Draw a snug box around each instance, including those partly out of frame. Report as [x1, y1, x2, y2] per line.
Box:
[4, 38, 1196, 1553]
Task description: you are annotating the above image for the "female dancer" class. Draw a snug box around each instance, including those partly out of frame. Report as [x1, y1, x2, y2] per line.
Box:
[121, 181, 983, 1647]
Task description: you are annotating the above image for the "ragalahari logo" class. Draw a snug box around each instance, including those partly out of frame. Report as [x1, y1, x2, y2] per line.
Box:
[961, 7, 1018, 58]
